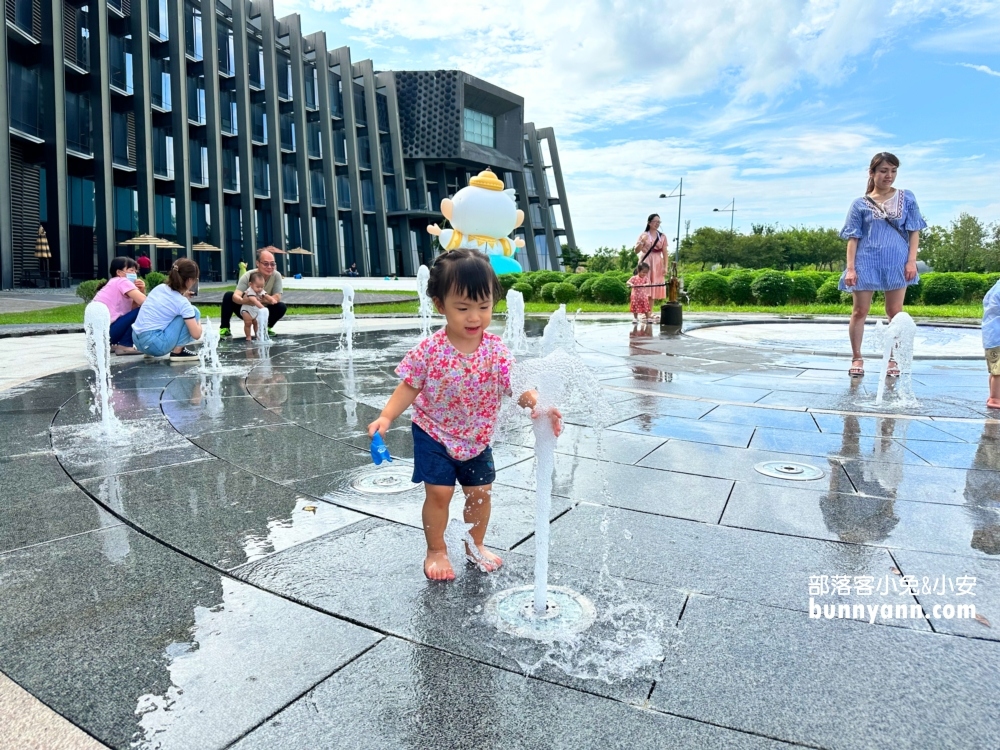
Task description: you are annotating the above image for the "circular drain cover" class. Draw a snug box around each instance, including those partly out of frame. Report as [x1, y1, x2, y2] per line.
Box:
[754, 461, 825, 481]
[351, 468, 419, 494]
[485, 585, 596, 641]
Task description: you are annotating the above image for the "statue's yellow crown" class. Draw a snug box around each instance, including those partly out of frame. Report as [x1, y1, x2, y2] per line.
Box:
[468, 168, 504, 191]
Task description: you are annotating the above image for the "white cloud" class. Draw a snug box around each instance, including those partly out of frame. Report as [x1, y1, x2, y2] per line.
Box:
[958, 63, 1000, 77]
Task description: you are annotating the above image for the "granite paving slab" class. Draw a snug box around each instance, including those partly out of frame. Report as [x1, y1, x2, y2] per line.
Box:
[721, 481, 993, 558]
[0, 527, 381, 750]
[494, 453, 733, 523]
[235, 518, 684, 703]
[0, 453, 120, 554]
[601, 376, 773, 404]
[190, 423, 370, 483]
[712, 372, 874, 396]
[841, 458, 997, 506]
[80, 461, 366, 570]
[542, 503, 926, 625]
[925, 418, 1000, 443]
[749, 426, 931, 465]
[161, 374, 252, 401]
[612, 414, 755, 448]
[51, 418, 214, 481]
[162, 394, 291, 437]
[892, 548, 1000, 640]
[0, 407, 53, 456]
[698, 403, 821, 432]
[897, 438, 991, 470]
[231, 637, 794, 750]
[651, 595, 1000, 749]
[811, 413, 969, 442]
[638, 439, 853, 490]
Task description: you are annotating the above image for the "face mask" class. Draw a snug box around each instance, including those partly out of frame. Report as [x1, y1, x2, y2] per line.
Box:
[126, 273, 138, 281]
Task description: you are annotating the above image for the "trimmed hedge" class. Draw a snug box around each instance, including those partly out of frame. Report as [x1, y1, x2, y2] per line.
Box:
[579, 277, 598, 301]
[530, 271, 566, 290]
[751, 270, 793, 306]
[76, 279, 107, 303]
[145, 271, 167, 291]
[511, 282, 534, 301]
[955, 272, 988, 301]
[591, 275, 629, 304]
[687, 272, 730, 304]
[498, 273, 521, 291]
[568, 272, 597, 288]
[921, 273, 963, 305]
[540, 281, 561, 302]
[727, 272, 755, 305]
[816, 279, 842, 304]
[788, 275, 817, 304]
[552, 282, 579, 303]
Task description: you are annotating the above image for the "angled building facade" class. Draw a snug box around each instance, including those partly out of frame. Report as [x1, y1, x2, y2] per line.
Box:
[1, 0, 574, 288]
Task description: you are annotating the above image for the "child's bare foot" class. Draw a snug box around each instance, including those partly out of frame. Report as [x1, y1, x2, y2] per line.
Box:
[423, 550, 455, 581]
[466, 543, 503, 572]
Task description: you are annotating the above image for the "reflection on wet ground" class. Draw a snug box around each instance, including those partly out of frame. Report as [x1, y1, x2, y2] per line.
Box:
[2, 319, 1000, 749]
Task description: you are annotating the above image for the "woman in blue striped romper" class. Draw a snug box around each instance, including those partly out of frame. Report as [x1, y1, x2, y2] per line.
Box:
[838, 152, 927, 377]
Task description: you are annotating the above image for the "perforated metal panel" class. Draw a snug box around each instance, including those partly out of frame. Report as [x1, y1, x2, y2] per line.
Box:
[393, 71, 460, 159]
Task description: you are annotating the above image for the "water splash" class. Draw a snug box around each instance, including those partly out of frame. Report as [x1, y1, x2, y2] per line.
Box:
[502, 288, 529, 355]
[540, 304, 575, 356]
[416, 265, 433, 338]
[875, 312, 916, 406]
[257, 307, 271, 344]
[341, 284, 355, 356]
[83, 301, 123, 437]
[197, 316, 222, 372]
[444, 518, 478, 572]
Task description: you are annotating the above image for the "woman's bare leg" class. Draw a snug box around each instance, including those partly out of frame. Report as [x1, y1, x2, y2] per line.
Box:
[849, 290, 874, 359]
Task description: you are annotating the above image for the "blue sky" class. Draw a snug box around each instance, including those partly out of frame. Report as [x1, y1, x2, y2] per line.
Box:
[275, 0, 1000, 252]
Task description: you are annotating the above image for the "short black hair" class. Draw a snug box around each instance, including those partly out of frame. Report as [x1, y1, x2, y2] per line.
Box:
[426, 249, 503, 305]
[248, 271, 265, 285]
[109, 256, 138, 276]
[636, 262, 650, 273]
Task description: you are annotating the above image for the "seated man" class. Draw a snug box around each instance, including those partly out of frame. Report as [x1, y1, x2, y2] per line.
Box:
[219, 249, 286, 336]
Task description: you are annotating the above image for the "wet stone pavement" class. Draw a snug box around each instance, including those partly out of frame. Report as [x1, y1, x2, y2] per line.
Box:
[1, 318, 1000, 749]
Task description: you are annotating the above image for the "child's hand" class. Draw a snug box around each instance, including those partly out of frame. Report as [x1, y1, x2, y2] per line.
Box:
[530, 405, 563, 437]
[368, 416, 392, 438]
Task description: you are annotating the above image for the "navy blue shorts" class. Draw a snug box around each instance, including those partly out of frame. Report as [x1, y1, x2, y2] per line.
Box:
[411, 423, 495, 487]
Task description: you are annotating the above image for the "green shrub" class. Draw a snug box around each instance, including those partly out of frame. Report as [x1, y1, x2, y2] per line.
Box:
[568, 272, 597, 288]
[579, 277, 597, 301]
[984, 274, 1000, 296]
[511, 282, 534, 301]
[687, 272, 730, 304]
[591, 275, 629, 304]
[540, 281, 561, 302]
[552, 282, 579, 304]
[76, 279, 107, 303]
[802, 271, 827, 290]
[751, 270, 793, 306]
[715, 267, 737, 277]
[727, 272, 755, 305]
[904, 280, 923, 305]
[955, 272, 988, 301]
[921, 273, 963, 305]
[816, 279, 842, 304]
[531, 271, 565, 290]
[788, 275, 817, 304]
[145, 271, 167, 291]
[498, 273, 521, 292]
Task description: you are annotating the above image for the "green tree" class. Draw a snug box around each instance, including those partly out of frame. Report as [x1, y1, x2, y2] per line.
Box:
[559, 244, 589, 270]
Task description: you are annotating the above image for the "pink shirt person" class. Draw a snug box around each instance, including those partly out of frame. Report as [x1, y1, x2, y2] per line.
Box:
[396, 327, 512, 461]
[93, 276, 139, 322]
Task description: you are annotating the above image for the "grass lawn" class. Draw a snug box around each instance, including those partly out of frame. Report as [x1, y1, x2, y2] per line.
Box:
[0, 299, 985, 326]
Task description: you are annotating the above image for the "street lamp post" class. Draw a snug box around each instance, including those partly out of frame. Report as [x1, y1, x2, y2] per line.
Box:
[713, 199, 737, 267]
[658, 179, 685, 330]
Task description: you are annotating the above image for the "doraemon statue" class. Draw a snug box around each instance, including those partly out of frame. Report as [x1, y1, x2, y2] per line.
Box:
[426, 169, 525, 274]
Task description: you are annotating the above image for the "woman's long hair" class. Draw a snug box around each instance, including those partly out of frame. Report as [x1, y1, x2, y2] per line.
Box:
[168, 258, 200, 292]
[866, 152, 900, 195]
[645, 213, 660, 233]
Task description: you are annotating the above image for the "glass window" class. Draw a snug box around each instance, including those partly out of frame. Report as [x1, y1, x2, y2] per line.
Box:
[280, 113, 296, 151]
[463, 108, 495, 148]
[221, 89, 238, 135]
[277, 56, 292, 99]
[9, 62, 42, 136]
[66, 92, 92, 154]
[217, 25, 235, 75]
[185, 3, 203, 60]
[253, 157, 269, 197]
[155, 194, 176, 236]
[251, 103, 267, 143]
[248, 40, 263, 88]
[109, 34, 133, 93]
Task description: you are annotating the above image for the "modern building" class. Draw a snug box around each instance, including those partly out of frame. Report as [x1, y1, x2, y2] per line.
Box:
[0, 0, 574, 288]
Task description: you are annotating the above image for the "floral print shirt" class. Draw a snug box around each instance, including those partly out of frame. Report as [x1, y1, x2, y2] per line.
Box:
[397, 328, 513, 460]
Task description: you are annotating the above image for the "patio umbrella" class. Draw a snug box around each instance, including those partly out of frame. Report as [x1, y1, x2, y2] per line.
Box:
[34, 225, 50, 278]
[118, 234, 168, 271]
[192, 242, 222, 252]
[287, 247, 314, 276]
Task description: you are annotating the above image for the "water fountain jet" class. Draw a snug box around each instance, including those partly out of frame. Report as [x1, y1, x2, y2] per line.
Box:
[416, 265, 433, 338]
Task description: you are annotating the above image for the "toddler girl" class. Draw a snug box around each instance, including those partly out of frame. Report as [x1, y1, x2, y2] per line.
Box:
[983, 277, 1000, 409]
[132, 259, 203, 363]
[368, 249, 562, 581]
[240, 271, 267, 340]
[627, 262, 652, 322]
[93, 256, 147, 354]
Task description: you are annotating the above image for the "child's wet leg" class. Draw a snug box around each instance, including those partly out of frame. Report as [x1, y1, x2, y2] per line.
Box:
[422, 483, 455, 580]
[462, 483, 502, 572]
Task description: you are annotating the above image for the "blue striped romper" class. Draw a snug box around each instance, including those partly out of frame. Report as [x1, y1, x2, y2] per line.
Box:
[838, 189, 927, 292]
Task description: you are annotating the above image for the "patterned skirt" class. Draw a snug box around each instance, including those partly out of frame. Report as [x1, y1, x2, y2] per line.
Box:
[630, 291, 651, 315]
